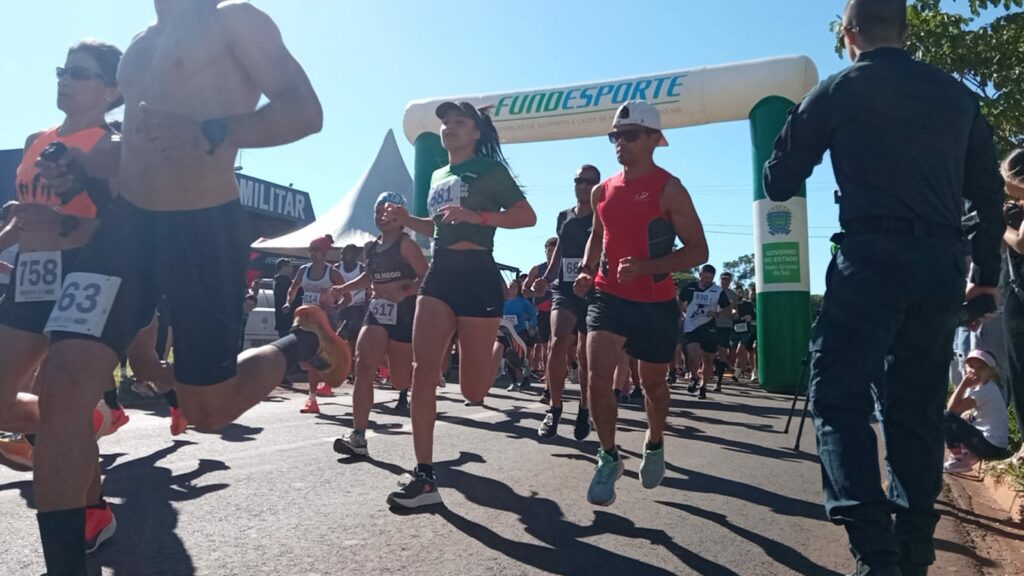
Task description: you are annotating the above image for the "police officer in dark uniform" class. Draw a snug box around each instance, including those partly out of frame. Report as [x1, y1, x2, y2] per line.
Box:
[763, 1, 1004, 575]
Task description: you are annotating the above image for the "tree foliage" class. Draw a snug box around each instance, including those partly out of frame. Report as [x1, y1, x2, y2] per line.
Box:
[723, 253, 756, 285]
[831, 0, 1024, 150]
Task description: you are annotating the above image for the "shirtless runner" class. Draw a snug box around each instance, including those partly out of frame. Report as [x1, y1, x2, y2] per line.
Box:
[31, 2, 348, 573]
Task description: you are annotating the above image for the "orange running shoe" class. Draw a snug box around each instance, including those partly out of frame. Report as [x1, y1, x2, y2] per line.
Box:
[170, 407, 189, 436]
[300, 396, 320, 414]
[293, 306, 352, 388]
[85, 503, 116, 554]
[107, 408, 130, 435]
[315, 382, 335, 397]
[0, 435, 33, 471]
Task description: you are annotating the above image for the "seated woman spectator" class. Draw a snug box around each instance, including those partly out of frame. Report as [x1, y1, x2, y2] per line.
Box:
[943, 349, 1010, 473]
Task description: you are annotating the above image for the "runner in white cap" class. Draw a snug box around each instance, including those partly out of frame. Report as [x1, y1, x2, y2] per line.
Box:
[333, 191, 427, 456]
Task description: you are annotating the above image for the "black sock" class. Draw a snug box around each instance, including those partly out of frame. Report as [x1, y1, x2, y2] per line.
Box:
[570, 360, 579, 370]
[87, 498, 107, 510]
[550, 406, 563, 417]
[37, 508, 87, 576]
[646, 441, 664, 451]
[603, 448, 619, 461]
[163, 390, 179, 409]
[578, 407, 589, 415]
[269, 332, 320, 370]
[25, 434, 36, 445]
[102, 389, 120, 410]
[415, 464, 435, 480]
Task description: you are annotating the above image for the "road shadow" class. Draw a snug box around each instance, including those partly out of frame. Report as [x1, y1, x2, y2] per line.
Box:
[660, 501, 842, 575]
[428, 451, 738, 576]
[91, 440, 231, 576]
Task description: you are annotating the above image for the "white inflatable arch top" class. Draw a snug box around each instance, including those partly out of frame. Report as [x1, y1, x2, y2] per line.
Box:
[402, 55, 819, 145]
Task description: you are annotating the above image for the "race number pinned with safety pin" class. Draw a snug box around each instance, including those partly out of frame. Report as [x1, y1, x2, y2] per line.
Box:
[14, 251, 62, 303]
[44, 273, 121, 337]
[369, 298, 398, 325]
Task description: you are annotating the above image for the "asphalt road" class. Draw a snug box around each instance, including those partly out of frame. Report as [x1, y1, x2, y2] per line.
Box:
[0, 377, 980, 576]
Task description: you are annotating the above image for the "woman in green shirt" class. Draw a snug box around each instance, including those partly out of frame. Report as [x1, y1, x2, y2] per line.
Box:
[383, 101, 536, 508]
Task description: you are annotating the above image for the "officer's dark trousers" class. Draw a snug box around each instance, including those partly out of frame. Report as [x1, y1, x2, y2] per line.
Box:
[811, 234, 965, 575]
[1000, 283, 1024, 442]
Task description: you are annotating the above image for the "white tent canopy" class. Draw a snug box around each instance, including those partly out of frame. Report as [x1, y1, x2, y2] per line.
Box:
[251, 129, 413, 258]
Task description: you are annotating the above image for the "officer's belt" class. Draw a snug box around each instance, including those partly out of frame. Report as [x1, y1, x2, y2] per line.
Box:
[841, 217, 963, 241]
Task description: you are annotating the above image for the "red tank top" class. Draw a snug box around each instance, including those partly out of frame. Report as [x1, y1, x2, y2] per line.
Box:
[594, 167, 677, 303]
[15, 125, 108, 218]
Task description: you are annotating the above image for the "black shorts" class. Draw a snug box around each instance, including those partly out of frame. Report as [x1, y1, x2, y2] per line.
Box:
[363, 295, 415, 344]
[536, 310, 551, 343]
[419, 249, 503, 318]
[336, 303, 367, 342]
[684, 321, 718, 354]
[49, 199, 247, 386]
[586, 290, 679, 364]
[551, 287, 588, 333]
[0, 248, 81, 334]
[517, 328, 537, 348]
[715, 326, 733, 350]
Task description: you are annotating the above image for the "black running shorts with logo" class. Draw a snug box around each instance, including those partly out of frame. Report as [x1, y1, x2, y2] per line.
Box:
[419, 248, 503, 318]
[536, 310, 551, 343]
[586, 289, 679, 364]
[48, 198, 247, 386]
[551, 287, 588, 333]
[363, 295, 415, 344]
[684, 321, 718, 354]
[0, 248, 81, 334]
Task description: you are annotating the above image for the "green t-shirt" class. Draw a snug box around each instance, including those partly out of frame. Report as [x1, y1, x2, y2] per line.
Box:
[428, 156, 526, 250]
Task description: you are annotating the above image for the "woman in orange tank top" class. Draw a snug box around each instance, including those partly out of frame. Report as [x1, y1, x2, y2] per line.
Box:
[0, 40, 125, 551]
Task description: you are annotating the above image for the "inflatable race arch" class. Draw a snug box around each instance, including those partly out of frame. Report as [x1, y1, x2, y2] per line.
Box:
[402, 55, 819, 393]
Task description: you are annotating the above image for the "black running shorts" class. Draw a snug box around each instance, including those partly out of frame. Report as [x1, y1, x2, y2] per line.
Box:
[586, 289, 679, 364]
[48, 199, 247, 386]
[363, 295, 415, 344]
[0, 248, 81, 334]
[419, 249, 503, 318]
[684, 321, 718, 355]
[536, 310, 551, 343]
[551, 287, 588, 334]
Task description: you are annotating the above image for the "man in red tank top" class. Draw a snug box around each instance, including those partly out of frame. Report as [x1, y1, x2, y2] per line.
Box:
[573, 100, 709, 506]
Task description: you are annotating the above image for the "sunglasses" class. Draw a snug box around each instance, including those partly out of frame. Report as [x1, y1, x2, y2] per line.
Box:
[574, 177, 598, 186]
[607, 128, 656, 144]
[56, 66, 107, 83]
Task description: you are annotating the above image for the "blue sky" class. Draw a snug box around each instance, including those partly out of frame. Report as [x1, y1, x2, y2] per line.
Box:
[0, 1, 883, 293]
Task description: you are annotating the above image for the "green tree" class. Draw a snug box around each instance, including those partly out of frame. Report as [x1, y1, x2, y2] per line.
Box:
[831, 0, 1024, 150]
[723, 253, 756, 285]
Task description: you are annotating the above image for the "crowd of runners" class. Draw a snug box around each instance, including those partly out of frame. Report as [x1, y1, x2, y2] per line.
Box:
[2, 1, 1023, 575]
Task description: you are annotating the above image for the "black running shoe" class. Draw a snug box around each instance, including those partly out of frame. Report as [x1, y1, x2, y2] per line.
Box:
[574, 409, 592, 441]
[666, 370, 677, 384]
[630, 385, 644, 399]
[395, 389, 409, 411]
[714, 382, 722, 393]
[687, 380, 698, 394]
[698, 387, 708, 400]
[540, 388, 551, 405]
[538, 410, 560, 439]
[387, 470, 442, 509]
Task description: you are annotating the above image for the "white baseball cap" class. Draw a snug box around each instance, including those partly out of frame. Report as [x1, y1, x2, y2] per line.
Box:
[966, 349, 997, 369]
[612, 100, 668, 146]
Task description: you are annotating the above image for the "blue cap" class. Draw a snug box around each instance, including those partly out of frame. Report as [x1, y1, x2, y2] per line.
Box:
[375, 191, 407, 210]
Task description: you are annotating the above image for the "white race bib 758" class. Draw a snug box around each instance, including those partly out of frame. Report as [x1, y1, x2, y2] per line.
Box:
[15, 251, 61, 303]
